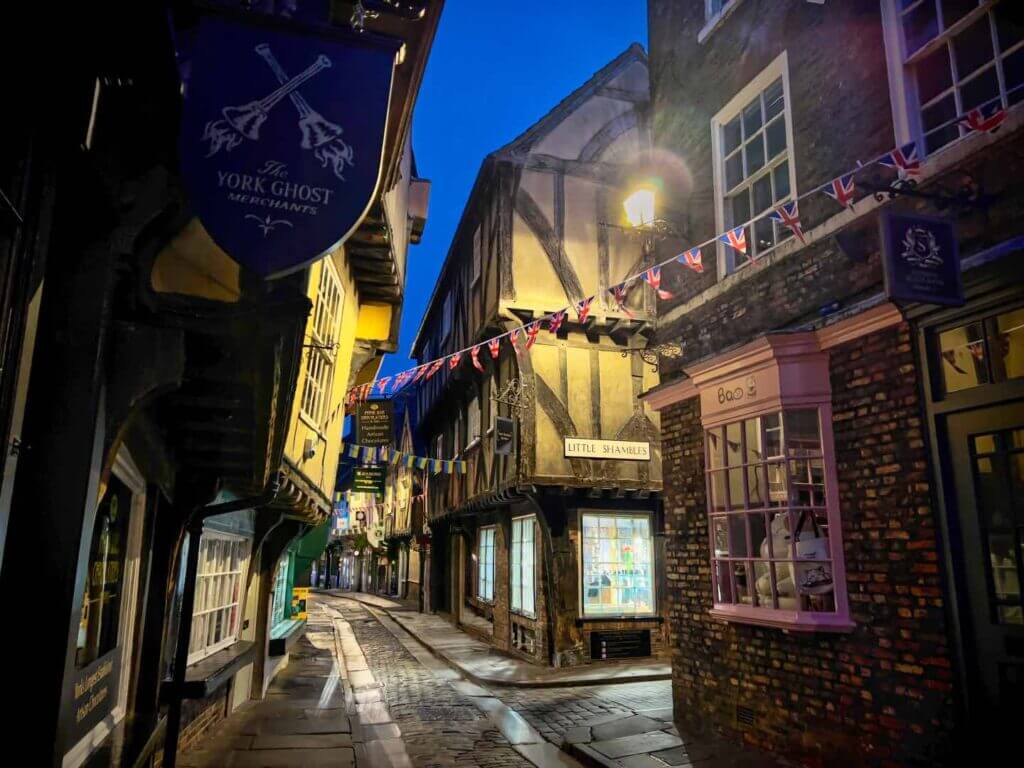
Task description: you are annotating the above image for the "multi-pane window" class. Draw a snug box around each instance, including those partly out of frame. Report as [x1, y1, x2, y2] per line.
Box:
[706, 409, 840, 616]
[706, 0, 735, 20]
[898, 1, 1024, 153]
[301, 259, 344, 425]
[467, 394, 481, 446]
[271, 555, 291, 628]
[581, 513, 654, 617]
[477, 526, 496, 602]
[716, 64, 794, 273]
[511, 516, 536, 616]
[938, 307, 1024, 394]
[970, 428, 1024, 625]
[188, 532, 250, 664]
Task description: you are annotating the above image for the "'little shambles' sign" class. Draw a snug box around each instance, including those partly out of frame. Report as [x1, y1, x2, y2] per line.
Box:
[881, 212, 964, 306]
[564, 438, 651, 461]
[178, 12, 401, 278]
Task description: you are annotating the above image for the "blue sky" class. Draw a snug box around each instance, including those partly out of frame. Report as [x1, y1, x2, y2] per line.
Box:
[379, 1, 648, 377]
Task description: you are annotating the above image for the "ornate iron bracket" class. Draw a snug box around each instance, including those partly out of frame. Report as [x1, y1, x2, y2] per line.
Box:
[491, 378, 531, 413]
[859, 172, 996, 211]
[620, 342, 684, 373]
[599, 218, 689, 253]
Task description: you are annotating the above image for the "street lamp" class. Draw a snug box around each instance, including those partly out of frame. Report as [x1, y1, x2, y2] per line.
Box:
[623, 186, 656, 228]
[602, 182, 686, 251]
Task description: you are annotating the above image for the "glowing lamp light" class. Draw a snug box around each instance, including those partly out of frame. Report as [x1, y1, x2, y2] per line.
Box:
[623, 187, 656, 228]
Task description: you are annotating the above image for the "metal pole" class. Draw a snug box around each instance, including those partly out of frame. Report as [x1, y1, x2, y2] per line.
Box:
[162, 518, 202, 768]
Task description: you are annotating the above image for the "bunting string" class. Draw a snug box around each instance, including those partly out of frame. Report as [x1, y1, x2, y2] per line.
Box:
[340, 441, 468, 475]
[347, 84, 1019, 405]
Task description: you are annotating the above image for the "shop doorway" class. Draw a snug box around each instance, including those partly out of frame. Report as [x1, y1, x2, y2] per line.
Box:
[945, 402, 1024, 733]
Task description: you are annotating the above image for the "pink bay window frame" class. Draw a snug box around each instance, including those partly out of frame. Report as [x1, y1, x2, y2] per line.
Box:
[705, 401, 853, 632]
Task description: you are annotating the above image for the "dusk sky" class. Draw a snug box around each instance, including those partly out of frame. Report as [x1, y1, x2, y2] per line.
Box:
[380, 1, 649, 378]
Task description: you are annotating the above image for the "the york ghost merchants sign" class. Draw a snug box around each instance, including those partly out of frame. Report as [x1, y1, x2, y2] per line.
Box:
[179, 13, 401, 278]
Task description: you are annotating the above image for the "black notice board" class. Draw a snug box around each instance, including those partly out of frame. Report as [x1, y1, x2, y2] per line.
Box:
[880, 211, 964, 307]
[356, 399, 394, 447]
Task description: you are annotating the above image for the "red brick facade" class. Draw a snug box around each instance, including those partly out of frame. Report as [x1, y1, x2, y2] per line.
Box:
[660, 324, 957, 766]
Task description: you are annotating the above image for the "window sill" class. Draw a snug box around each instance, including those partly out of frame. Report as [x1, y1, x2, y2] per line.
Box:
[698, 0, 745, 44]
[576, 615, 662, 626]
[268, 618, 307, 656]
[709, 605, 855, 633]
[160, 640, 256, 702]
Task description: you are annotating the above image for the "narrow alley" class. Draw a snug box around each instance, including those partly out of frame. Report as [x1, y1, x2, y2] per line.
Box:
[176, 593, 770, 768]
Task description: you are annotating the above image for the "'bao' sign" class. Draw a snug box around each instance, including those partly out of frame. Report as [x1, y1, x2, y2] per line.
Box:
[881, 212, 964, 306]
[179, 13, 401, 278]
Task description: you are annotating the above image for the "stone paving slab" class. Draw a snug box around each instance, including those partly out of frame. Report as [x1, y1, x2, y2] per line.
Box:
[230, 747, 356, 767]
[249, 733, 354, 749]
[592, 731, 684, 759]
[591, 715, 667, 741]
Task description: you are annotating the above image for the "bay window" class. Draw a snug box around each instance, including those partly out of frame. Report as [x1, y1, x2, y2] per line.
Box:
[706, 407, 850, 629]
[477, 526, 496, 602]
[580, 513, 654, 617]
[511, 516, 536, 616]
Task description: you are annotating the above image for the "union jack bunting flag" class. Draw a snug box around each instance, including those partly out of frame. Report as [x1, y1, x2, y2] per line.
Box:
[959, 103, 1007, 134]
[411, 365, 428, 384]
[548, 310, 566, 334]
[769, 200, 806, 244]
[487, 337, 501, 359]
[719, 227, 747, 254]
[524, 322, 541, 350]
[677, 247, 703, 273]
[610, 282, 634, 317]
[376, 376, 391, 394]
[824, 173, 856, 209]
[510, 327, 524, 356]
[879, 141, 920, 177]
[576, 296, 593, 323]
[449, 351, 462, 370]
[425, 358, 444, 379]
[471, 344, 485, 372]
[642, 266, 674, 300]
[392, 371, 410, 393]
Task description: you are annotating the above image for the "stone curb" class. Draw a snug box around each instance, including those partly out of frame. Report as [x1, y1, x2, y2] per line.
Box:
[338, 591, 672, 689]
[563, 741, 619, 768]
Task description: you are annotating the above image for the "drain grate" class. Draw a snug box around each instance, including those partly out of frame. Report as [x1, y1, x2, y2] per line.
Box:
[736, 704, 756, 727]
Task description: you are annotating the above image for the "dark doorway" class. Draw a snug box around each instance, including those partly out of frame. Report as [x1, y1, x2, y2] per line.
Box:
[945, 401, 1024, 735]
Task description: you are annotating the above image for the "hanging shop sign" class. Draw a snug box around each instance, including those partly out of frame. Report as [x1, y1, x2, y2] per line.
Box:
[291, 587, 309, 621]
[564, 438, 651, 461]
[178, 11, 402, 278]
[495, 416, 516, 456]
[353, 466, 386, 494]
[356, 399, 395, 447]
[880, 212, 963, 307]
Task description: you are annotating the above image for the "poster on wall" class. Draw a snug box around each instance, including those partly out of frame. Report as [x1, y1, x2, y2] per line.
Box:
[178, 11, 402, 278]
[291, 587, 310, 621]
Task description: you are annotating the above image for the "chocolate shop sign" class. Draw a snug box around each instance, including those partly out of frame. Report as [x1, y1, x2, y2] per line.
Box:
[564, 438, 651, 461]
[178, 11, 402, 278]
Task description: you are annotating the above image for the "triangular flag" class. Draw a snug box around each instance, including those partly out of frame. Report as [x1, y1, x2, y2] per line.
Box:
[677, 247, 703, 273]
[524, 322, 541, 350]
[510, 328, 524, 356]
[879, 141, 920, 178]
[576, 296, 593, 323]
[642, 266, 674, 300]
[471, 344, 485, 372]
[425, 358, 444, 379]
[959, 103, 1007, 134]
[768, 200, 806, 244]
[719, 227, 747, 254]
[449, 351, 462, 370]
[376, 376, 391, 394]
[412, 365, 428, 384]
[823, 173, 856, 209]
[548, 310, 566, 334]
[487, 337, 501, 359]
[610, 282, 635, 318]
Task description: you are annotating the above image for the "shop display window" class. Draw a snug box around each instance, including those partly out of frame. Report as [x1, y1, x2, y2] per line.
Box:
[939, 306, 1024, 395]
[271, 555, 291, 628]
[477, 526, 496, 602]
[511, 516, 536, 617]
[581, 513, 654, 617]
[76, 474, 132, 668]
[188, 532, 250, 664]
[706, 408, 849, 628]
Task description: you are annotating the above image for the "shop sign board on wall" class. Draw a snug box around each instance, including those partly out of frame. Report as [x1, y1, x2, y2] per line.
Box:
[494, 416, 515, 455]
[356, 399, 394, 446]
[880, 212, 963, 306]
[564, 438, 650, 461]
[353, 466, 386, 494]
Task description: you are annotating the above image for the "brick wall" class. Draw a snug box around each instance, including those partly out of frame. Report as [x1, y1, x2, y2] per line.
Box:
[153, 689, 228, 768]
[661, 324, 956, 767]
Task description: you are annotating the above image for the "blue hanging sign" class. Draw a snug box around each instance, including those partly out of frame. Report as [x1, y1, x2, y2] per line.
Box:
[178, 13, 401, 278]
[880, 211, 964, 307]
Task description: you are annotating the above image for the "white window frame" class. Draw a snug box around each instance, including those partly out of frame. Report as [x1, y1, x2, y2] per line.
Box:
[881, 0, 1023, 153]
[472, 224, 482, 286]
[271, 554, 291, 628]
[187, 530, 251, 666]
[699, 0, 746, 44]
[467, 393, 481, 448]
[578, 511, 656, 619]
[477, 525, 496, 602]
[510, 516, 536, 617]
[300, 259, 344, 427]
[711, 51, 797, 278]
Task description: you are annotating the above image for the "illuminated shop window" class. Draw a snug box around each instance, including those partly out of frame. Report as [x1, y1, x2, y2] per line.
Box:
[477, 526, 496, 602]
[188, 532, 251, 664]
[511, 516, 536, 617]
[581, 513, 654, 617]
[939, 306, 1024, 395]
[706, 409, 850, 628]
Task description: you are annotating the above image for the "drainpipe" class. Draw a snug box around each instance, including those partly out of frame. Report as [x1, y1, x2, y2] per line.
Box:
[162, 474, 282, 768]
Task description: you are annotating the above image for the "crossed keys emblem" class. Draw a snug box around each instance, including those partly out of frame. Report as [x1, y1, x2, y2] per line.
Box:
[202, 45, 355, 180]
